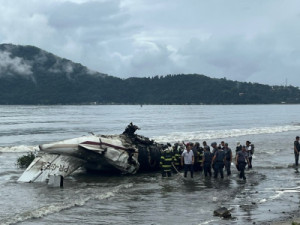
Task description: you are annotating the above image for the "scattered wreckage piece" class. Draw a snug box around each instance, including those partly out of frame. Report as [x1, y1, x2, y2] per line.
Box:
[18, 123, 164, 183]
[213, 207, 232, 218]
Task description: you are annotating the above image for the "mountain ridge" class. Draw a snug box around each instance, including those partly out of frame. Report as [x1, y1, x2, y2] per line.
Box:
[0, 43, 299, 105]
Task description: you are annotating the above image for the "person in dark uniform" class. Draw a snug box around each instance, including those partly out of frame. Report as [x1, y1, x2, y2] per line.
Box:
[235, 142, 242, 154]
[203, 141, 210, 152]
[202, 141, 210, 151]
[192, 142, 200, 172]
[220, 141, 225, 149]
[236, 146, 251, 180]
[224, 143, 232, 176]
[294, 136, 300, 166]
[212, 146, 226, 179]
[197, 144, 204, 174]
[211, 142, 218, 174]
[160, 147, 173, 177]
[202, 146, 212, 177]
[211, 142, 218, 154]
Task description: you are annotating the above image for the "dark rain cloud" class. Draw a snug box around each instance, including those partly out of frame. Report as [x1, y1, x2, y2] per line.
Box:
[0, 0, 300, 86]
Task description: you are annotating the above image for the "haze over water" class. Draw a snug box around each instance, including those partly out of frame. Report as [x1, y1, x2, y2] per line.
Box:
[1, 105, 300, 224]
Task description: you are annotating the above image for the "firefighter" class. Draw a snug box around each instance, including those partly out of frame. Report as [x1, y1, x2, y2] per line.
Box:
[160, 146, 173, 177]
[172, 143, 181, 171]
[198, 144, 204, 174]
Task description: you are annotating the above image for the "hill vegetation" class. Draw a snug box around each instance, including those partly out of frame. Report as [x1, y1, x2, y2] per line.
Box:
[0, 44, 299, 105]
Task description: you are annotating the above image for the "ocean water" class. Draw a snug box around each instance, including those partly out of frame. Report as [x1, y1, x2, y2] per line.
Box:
[1, 105, 300, 225]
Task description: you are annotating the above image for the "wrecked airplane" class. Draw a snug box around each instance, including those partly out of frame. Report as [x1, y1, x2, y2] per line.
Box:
[18, 123, 164, 183]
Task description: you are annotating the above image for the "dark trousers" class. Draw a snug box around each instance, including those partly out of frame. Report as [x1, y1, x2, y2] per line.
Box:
[184, 164, 194, 178]
[248, 157, 252, 169]
[162, 171, 171, 177]
[193, 161, 199, 171]
[238, 162, 246, 179]
[199, 164, 203, 173]
[214, 162, 224, 178]
[203, 163, 212, 177]
[295, 153, 299, 166]
[225, 160, 231, 176]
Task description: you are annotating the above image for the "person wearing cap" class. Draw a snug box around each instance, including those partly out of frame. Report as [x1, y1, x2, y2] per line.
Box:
[202, 146, 213, 177]
[212, 144, 226, 178]
[236, 145, 251, 180]
[294, 136, 300, 166]
[235, 141, 242, 164]
[181, 143, 194, 178]
[211, 142, 218, 154]
[160, 146, 173, 177]
[236, 142, 242, 154]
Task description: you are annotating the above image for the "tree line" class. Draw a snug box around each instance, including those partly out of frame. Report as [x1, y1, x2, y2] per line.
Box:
[0, 44, 300, 105]
[1, 73, 300, 105]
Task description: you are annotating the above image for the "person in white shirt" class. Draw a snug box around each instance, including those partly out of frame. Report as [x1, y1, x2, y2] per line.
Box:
[181, 143, 194, 178]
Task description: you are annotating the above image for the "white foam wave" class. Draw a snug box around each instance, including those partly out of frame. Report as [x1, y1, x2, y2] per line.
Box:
[0, 145, 39, 153]
[0, 183, 133, 225]
[198, 219, 220, 225]
[258, 186, 300, 204]
[153, 125, 300, 143]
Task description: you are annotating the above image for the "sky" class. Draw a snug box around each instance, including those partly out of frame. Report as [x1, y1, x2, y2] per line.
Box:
[1, 0, 300, 86]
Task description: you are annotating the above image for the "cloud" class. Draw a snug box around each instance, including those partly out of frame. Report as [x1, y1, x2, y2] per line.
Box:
[1, 0, 300, 85]
[0, 51, 33, 77]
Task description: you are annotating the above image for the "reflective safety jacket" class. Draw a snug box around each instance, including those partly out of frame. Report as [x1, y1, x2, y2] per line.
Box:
[160, 149, 173, 172]
[197, 148, 204, 164]
[172, 147, 181, 166]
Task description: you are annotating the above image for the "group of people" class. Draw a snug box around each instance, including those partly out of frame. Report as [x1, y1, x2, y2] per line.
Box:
[160, 140, 254, 180]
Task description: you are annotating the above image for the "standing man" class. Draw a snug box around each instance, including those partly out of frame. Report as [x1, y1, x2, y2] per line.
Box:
[220, 141, 225, 149]
[211, 142, 218, 154]
[181, 143, 194, 178]
[211, 142, 218, 175]
[224, 143, 232, 176]
[294, 136, 300, 166]
[160, 147, 173, 177]
[236, 142, 242, 154]
[202, 146, 212, 177]
[236, 146, 251, 180]
[203, 141, 210, 152]
[198, 144, 204, 174]
[172, 143, 181, 171]
[192, 142, 200, 172]
[212, 146, 226, 179]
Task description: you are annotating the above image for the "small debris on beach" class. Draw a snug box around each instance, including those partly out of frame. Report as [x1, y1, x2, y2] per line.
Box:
[213, 207, 231, 218]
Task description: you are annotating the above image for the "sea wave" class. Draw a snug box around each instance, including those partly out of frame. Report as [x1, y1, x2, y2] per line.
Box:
[2, 125, 300, 153]
[258, 186, 300, 204]
[152, 125, 300, 143]
[0, 145, 39, 153]
[0, 183, 133, 225]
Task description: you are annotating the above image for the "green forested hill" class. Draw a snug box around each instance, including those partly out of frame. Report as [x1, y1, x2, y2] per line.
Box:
[0, 44, 299, 104]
